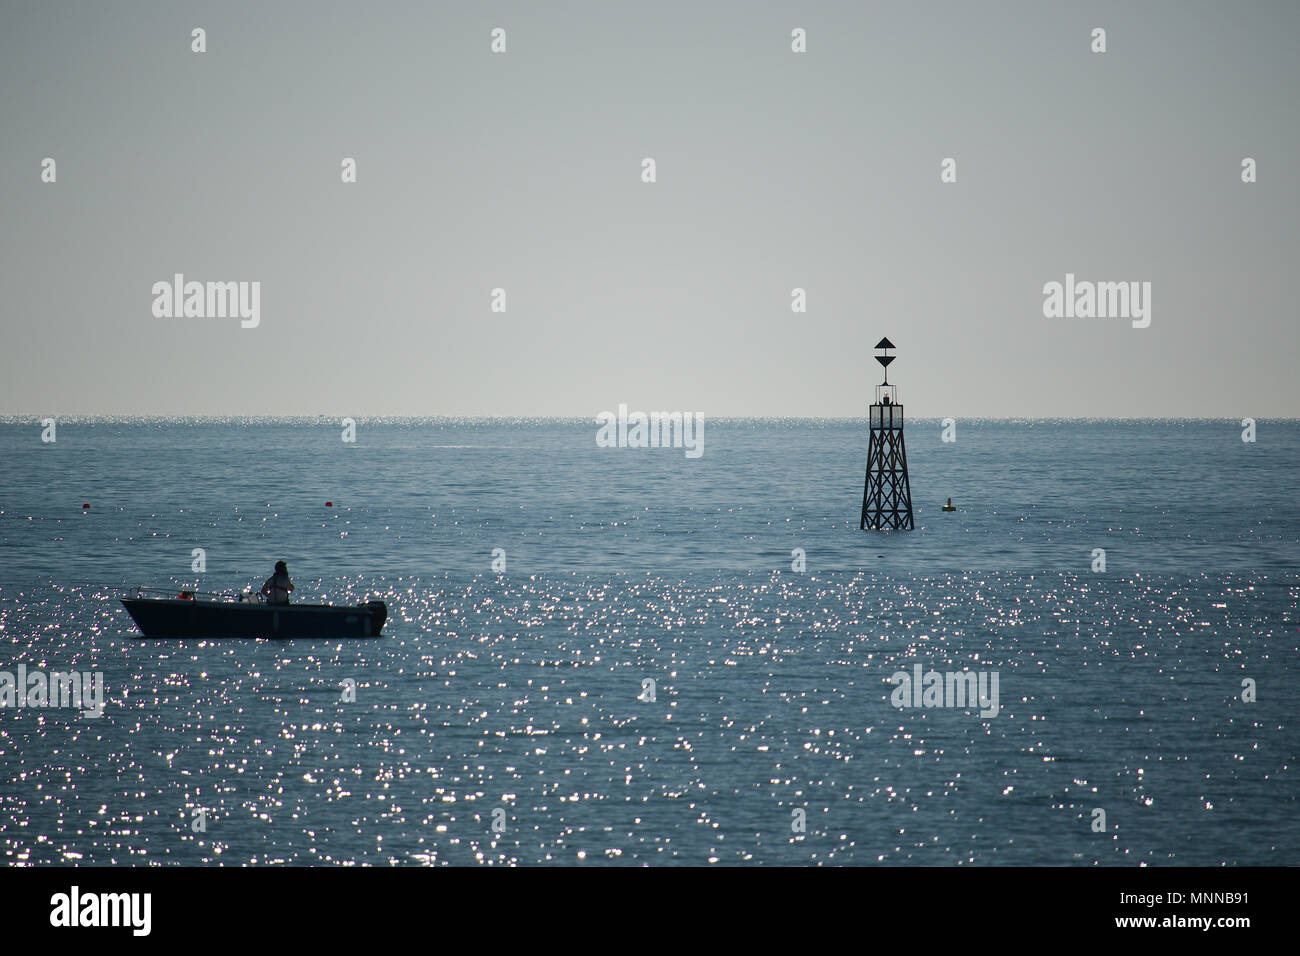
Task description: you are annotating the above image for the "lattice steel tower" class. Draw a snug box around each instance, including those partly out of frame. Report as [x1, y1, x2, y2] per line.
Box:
[859, 337, 914, 530]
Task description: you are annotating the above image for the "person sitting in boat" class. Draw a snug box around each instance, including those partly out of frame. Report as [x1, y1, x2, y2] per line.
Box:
[261, 561, 294, 605]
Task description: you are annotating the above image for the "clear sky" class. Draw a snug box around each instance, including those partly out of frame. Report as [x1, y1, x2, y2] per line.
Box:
[1, 0, 1296, 417]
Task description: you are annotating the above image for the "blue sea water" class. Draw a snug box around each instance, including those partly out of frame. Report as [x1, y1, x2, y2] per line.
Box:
[0, 419, 1296, 865]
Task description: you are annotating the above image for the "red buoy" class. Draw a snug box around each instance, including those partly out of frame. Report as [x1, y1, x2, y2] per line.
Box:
[82, 503, 90, 509]
[325, 501, 333, 507]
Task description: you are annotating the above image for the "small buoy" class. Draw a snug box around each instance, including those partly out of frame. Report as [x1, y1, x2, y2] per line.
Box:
[82, 503, 90, 509]
[942, 497, 956, 512]
[325, 501, 333, 508]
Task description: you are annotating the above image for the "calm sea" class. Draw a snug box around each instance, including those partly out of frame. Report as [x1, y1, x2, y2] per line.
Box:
[0, 419, 1296, 864]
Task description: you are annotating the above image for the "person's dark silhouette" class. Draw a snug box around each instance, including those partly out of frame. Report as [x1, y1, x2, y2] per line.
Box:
[261, 560, 294, 605]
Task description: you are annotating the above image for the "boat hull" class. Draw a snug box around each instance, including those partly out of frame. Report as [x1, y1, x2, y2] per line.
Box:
[121, 598, 387, 639]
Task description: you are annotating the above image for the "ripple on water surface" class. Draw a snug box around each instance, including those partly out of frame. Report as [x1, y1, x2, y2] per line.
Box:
[0, 571, 1295, 865]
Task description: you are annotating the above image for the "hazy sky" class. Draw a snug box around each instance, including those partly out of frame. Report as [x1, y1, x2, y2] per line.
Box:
[2, 1, 1297, 417]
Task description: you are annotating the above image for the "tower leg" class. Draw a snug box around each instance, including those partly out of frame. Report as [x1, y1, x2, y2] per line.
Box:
[860, 426, 913, 530]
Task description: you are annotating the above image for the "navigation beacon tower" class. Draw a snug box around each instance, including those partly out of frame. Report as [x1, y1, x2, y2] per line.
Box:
[859, 337, 914, 530]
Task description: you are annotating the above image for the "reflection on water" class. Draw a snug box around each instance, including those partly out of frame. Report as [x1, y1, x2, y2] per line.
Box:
[1, 571, 1295, 865]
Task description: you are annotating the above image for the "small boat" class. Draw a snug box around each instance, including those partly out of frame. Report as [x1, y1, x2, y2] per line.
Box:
[121, 588, 387, 638]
